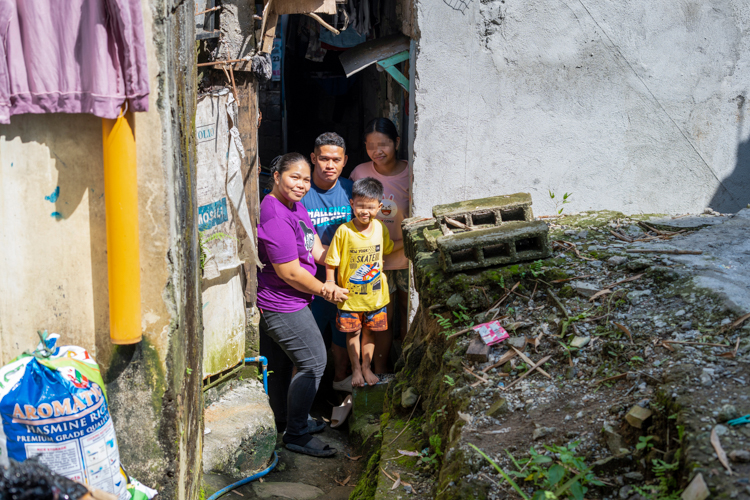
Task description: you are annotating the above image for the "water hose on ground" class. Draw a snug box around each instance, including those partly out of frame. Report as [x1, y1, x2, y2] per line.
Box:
[207, 356, 277, 500]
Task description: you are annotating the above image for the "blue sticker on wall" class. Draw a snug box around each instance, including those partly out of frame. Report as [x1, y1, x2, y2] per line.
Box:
[198, 198, 229, 231]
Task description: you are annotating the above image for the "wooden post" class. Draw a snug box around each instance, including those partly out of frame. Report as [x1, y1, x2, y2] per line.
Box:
[237, 76, 261, 305]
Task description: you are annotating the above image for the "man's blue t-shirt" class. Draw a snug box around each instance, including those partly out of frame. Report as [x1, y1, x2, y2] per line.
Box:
[301, 178, 353, 280]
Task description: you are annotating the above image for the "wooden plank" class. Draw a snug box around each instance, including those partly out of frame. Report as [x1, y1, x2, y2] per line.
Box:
[466, 337, 490, 363]
[261, 11, 278, 54]
[273, 0, 336, 15]
[339, 34, 410, 77]
[237, 78, 260, 305]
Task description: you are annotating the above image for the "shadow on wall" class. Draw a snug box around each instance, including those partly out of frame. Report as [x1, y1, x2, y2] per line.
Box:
[709, 97, 750, 213]
[1, 113, 110, 367]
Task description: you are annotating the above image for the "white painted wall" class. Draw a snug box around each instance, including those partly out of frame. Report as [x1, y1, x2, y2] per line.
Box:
[411, 0, 750, 216]
[0, 2, 171, 374]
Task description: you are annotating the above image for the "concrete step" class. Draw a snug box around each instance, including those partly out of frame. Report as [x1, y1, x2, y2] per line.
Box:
[203, 378, 276, 479]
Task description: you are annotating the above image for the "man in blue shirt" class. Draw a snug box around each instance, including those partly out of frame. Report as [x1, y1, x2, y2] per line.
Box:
[301, 132, 353, 392]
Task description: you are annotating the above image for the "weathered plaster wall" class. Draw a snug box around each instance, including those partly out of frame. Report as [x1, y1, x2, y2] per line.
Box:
[411, 0, 750, 216]
[0, 0, 202, 498]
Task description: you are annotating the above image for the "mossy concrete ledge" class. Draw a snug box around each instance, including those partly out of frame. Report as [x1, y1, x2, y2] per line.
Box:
[202, 379, 276, 479]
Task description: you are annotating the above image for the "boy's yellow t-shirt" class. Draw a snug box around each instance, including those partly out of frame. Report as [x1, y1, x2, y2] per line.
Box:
[325, 220, 394, 311]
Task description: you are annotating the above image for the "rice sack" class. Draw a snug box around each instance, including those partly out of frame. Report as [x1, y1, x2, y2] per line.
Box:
[0, 333, 130, 499]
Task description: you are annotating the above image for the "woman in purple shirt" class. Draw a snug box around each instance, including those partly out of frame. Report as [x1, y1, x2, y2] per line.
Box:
[257, 153, 348, 457]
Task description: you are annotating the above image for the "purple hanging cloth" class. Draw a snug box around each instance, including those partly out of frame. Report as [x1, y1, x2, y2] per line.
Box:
[0, 0, 150, 124]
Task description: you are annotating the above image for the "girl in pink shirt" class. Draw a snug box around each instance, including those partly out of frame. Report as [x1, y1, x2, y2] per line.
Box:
[350, 118, 411, 373]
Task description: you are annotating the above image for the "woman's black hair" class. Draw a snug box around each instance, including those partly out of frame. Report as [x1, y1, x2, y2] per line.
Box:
[267, 152, 310, 190]
[363, 118, 399, 144]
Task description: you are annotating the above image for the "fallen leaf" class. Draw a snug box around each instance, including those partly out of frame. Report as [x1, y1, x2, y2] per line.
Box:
[345, 454, 362, 461]
[397, 449, 421, 457]
[231, 490, 244, 497]
[589, 289, 613, 302]
[391, 473, 402, 490]
[711, 427, 733, 474]
[613, 322, 634, 344]
[380, 467, 396, 482]
[457, 411, 474, 425]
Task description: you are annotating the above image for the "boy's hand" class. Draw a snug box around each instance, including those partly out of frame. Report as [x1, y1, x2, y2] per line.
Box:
[330, 286, 349, 303]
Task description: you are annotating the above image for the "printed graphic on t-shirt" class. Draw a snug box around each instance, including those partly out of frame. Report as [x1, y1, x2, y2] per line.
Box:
[308, 206, 351, 228]
[346, 244, 382, 295]
[298, 220, 314, 252]
[379, 195, 398, 217]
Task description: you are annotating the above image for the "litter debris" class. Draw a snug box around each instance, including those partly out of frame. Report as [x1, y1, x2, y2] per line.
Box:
[728, 414, 750, 426]
[473, 321, 509, 346]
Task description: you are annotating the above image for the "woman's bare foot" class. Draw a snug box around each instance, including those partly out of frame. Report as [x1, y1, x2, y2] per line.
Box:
[362, 368, 380, 386]
[351, 370, 365, 388]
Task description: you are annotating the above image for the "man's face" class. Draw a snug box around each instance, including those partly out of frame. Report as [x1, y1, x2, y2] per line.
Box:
[311, 145, 347, 185]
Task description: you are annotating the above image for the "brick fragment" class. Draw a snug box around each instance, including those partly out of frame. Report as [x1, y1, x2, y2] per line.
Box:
[625, 405, 653, 429]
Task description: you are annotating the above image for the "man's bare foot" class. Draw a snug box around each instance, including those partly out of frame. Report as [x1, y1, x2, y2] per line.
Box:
[362, 368, 379, 386]
[351, 370, 365, 388]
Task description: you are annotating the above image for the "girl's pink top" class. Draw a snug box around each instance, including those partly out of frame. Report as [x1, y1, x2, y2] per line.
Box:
[0, 0, 149, 124]
[350, 160, 410, 270]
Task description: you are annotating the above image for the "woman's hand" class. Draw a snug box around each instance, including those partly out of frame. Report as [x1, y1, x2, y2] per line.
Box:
[320, 281, 337, 301]
[331, 285, 349, 303]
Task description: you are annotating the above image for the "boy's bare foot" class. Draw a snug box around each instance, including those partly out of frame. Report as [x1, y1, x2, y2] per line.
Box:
[362, 368, 379, 386]
[351, 370, 365, 388]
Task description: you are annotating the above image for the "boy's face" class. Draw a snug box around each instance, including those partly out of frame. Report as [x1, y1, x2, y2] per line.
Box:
[350, 196, 382, 225]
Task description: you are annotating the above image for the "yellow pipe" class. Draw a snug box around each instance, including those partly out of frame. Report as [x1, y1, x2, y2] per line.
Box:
[102, 110, 142, 345]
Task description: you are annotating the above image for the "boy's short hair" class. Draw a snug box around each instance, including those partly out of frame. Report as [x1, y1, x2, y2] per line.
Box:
[352, 177, 383, 202]
[314, 132, 346, 153]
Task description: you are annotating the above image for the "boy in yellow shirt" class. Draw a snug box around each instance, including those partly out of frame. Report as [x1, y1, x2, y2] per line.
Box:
[325, 178, 404, 387]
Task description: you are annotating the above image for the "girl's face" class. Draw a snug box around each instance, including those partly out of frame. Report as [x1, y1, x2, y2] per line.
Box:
[274, 161, 311, 203]
[365, 132, 400, 164]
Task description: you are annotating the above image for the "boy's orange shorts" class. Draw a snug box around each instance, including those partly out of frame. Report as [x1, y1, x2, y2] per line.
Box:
[336, 306, 388, 333]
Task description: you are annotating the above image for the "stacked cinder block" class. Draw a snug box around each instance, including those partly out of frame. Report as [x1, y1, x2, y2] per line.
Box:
[402, 193, 551, 273]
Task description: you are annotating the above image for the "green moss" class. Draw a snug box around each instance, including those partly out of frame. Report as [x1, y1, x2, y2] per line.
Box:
[558, 284, 574, 298]
[350, 448, 382, 500]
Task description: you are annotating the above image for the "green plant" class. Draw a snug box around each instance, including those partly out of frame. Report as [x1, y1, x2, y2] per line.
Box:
[433, 313, 453, 334]
[444, 375, 456, 386]
[530, 260, 545, 278]
[505, 442, 604, 500]
[470, 444, 531, 499]
[636, 435, 654, 451]
[632, 459, 682, 500]
[452, 304, 474, 328]
[430, 405, 447, 424]
[186, 367, 193, 375]
[549, 190, 573, 215]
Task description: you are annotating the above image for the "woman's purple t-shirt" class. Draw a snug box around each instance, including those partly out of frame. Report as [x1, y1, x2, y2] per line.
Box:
[257, 195, 318, 313]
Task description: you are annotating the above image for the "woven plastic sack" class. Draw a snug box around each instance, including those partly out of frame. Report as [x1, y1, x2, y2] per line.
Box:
[0, 333, 155, 500]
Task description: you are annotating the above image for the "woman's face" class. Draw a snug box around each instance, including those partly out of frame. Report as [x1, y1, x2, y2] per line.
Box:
[274, 161, 311, 203]
[365, 132, 400, 164]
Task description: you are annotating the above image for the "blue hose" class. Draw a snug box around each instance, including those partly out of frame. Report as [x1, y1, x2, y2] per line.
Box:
[206, 356, 276, 500]
[206, 451, 279, 500]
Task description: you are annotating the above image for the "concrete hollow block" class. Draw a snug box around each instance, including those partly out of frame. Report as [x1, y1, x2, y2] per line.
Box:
[401, 216, 439, 261]
[436, 220, 551, 272]
[432, 193, 534, 236]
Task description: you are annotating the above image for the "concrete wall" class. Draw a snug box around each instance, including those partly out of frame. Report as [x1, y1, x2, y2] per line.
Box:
[0, 0, 202, 498]
[411, 0, 750, 216]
